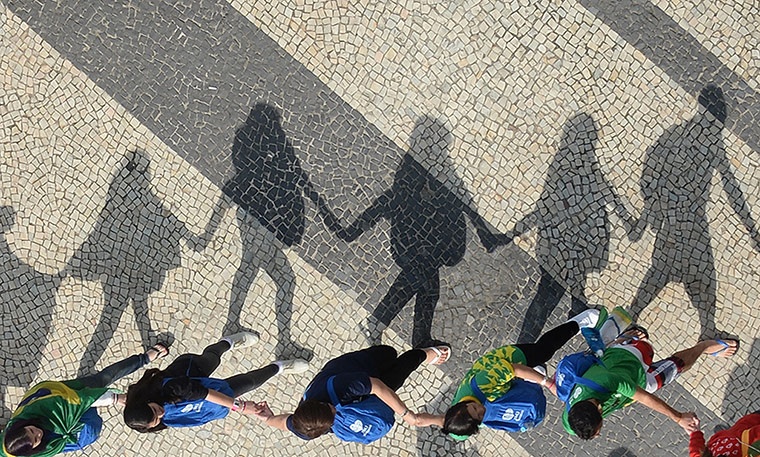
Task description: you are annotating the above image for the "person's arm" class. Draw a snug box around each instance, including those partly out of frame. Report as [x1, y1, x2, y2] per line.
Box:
[203, 389, 258, 415]
[412, 413, 444, 427]
[513, 363, 557, 396]
[689, 430, 706, 457]
[368, 377, 422, 427]
[631, 387, 698, 433]
[182, 195, 228, 252]
[251, 401, 291, 431]
[716, 147, 760, 251]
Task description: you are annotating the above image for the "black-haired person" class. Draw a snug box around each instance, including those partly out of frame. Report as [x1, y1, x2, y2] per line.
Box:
[561, 328, 738, 440]
[1, 344, 168, 457]
[123, 333, 308, 432]
[435, 309, 601, 440]
[252, 344, 451, 444]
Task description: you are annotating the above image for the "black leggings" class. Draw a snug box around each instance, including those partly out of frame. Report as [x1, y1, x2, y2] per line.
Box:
[162, 341, 278, 396]
[74, 353, 150, 388]
[513, 321, 579, 367]
[321, 345, 427, 391]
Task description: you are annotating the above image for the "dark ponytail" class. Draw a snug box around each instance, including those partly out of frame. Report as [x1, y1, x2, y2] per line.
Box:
[123, 368, 168, 433]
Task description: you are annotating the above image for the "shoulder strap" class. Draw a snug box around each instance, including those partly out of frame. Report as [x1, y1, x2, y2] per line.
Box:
[741, 428, 750, 457]
[326, 376, 340, 405]
[573, 377, 610, 393]
[468, 376, 487, 403]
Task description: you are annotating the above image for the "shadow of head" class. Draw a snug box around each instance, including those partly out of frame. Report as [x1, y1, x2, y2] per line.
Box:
[124, 148, 152, 178]
[558, 112, 599, 162]
[0, 206, 16, 233]
[409, 116, 453, 169]
[698, 84, 727, 124]
[608, 448, 637, 457]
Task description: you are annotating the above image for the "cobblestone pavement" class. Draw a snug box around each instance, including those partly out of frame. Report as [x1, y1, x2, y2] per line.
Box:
[1, 0, 759, 456]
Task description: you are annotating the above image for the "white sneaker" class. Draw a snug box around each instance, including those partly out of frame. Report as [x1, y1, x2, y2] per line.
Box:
[221, 332, 259, 350]
[275, 359, 310, 375]
[533, 364, 547, 377]
[567, 309, 601, 329]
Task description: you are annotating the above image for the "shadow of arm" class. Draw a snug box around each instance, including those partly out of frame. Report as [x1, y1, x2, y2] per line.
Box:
[717, 150, 760, 251]
[315, 191, 392, 242]
[183, 195, 229, 252]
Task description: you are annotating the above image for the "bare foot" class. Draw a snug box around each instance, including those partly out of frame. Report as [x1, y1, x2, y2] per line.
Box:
[422, 346, 451, 365]
[703, 339, 739, 357]
[146, 343, 169, 362]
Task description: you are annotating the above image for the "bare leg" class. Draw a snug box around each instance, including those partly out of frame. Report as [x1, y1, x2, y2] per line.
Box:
[673, 339, 739, 373]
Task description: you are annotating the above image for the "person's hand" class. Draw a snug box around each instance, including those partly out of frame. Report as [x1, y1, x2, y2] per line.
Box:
[402, 411, 419, 426]
[250, 401, 274, 420]
[676, 412, 699, 434]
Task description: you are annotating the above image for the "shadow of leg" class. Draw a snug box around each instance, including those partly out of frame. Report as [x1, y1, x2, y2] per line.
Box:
[132, 293, 155, 351]
[78, 286, 127, 377]
[685, 272, 718, 340]
[369, 269, 417, 345]
[518, 268, 566, 344]
[630, 266, 668, 324]
[224, 252, 260, 337]
[267, 247, 313, 361]
[412, 267, 441, 348]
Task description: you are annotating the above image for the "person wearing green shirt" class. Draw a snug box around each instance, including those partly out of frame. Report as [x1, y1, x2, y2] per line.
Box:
[561, 328, 738, 440]
[1, 344, 167, 457]
[434, 309, 601, 439]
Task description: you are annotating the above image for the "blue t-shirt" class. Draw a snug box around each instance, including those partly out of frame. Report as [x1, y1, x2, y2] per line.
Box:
[286, 372, 372, 440]
[60, 408, 102, 453]
[162, 378, 234, 427]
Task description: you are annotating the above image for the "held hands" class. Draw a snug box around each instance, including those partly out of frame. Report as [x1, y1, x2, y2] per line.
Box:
[250, 401, 275, 420]
[676, 412, 700, 434]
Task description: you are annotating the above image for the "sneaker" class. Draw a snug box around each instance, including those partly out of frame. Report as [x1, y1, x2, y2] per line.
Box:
[533, 364, 547, 377]
[274, 359, 310, 375]
[567, 309, 601, 329]
[598, 307, 633, 345]
[221, 332, 260, 350]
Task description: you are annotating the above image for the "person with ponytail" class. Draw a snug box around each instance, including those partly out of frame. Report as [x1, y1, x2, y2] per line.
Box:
[123, 333, 308, 432]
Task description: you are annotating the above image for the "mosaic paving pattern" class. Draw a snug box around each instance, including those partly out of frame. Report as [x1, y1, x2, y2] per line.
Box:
[2, 0, 759, 456]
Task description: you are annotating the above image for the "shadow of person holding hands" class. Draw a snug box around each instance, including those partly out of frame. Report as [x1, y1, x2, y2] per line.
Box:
[629, 85, 760, 339]
[501, 113, 634, 343]
[66, 150, 213, 375]
[316, 116, 503, 347]
[214, 103, 314, 360]
[0, 205, 63, 425]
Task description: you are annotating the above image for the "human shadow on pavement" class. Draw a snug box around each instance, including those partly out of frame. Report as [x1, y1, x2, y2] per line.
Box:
[66, 150, 210, 375]
[608, 448, 637, 457]
[629, 85, 760, 339]
[505, 113, 634, 343]
[721, 337, 760, 418]
[316, 116, 504, 347]
[218, 103, 315, 360]
[0, 205, 63, 425]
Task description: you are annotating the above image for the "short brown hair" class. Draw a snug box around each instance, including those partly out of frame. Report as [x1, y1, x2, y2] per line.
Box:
[291, 400, 335, 439]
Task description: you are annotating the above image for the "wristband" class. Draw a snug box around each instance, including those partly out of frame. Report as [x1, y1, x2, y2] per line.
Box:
[232, 399, 242, 412]
[400, 409, 410, 418]
[540, 377, 548, 387]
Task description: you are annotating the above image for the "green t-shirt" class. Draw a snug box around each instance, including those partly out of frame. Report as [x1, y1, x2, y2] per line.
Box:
[451, 345, 528, 405]
[561, 347, 647, 435]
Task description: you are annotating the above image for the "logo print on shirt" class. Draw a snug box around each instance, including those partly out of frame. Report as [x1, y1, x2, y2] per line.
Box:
[349, 419, 372, 436]
[181, 403, 203, 413]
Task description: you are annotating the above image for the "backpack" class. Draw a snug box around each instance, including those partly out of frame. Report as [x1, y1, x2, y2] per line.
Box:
[161, 378, 233, 427]
[469, 377, 545, 432]
[326, 376, 395, 444]
[554, 352, 610, 406]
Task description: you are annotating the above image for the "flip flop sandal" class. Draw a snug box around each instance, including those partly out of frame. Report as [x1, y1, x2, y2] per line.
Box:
[621, 324, 649, 340]
[425, 345, 452, 365]
[147, 343, 170, 362]
[708, 339, 739, 357]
